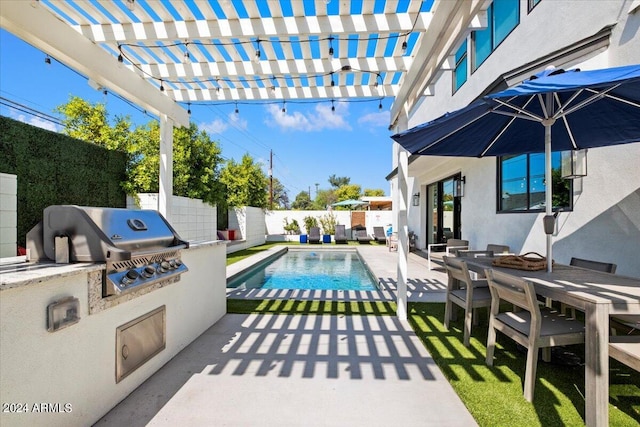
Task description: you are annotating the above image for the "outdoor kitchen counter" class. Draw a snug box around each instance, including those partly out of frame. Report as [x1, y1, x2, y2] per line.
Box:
[0, 240, 227, 427]
[0, 239, 224, 291]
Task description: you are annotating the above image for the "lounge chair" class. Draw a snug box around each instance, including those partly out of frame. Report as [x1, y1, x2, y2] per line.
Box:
[372, 226, 387, 244]
[308, 226, 321, 244]
[355, 229, 372, 244]
[334, 224, 348, 244]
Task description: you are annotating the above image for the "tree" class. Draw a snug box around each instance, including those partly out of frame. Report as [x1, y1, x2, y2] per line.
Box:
[313, 188, 337, 210]
[328, 174, 350, 188]
[271, 177, 290, 209]
[219, 153, 268, 208]
[56, 96, 224, 205]
[292, 191, 313, 210]
[335, 184, 361, 201]
[364, 188, 385, 196]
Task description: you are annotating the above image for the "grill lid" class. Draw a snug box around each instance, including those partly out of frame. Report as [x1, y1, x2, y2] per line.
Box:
[36, 205, 188, 262]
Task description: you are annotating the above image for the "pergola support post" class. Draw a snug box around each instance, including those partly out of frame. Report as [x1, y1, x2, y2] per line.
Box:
[159, 114, 174, 219]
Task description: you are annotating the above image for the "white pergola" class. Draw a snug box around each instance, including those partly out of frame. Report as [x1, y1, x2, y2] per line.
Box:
[0, 0, 486, 318]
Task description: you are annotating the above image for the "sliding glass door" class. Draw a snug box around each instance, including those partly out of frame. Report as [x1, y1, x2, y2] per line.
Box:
[427, 174, 462, 245]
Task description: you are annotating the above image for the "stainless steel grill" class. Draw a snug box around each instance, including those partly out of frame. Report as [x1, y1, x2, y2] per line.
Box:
[27, 205, 189, 296]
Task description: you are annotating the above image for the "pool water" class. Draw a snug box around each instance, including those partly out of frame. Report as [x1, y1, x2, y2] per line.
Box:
[228, 250, 378, 291]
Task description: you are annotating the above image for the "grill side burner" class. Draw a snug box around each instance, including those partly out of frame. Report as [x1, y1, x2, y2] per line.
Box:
[27, 205, 189, 296]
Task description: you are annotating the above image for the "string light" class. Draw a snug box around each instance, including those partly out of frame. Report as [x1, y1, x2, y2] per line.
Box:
[254, 38, 261, 63]
[44, 54, 51, 66]
[160, 80, 164, 92]
[183, 42, 190, 63]
[187, 103, 191, 115]
[234, 102, 239, 114]
[378, 100, 383, 110]
[401, 39, 408, 51]
[331, 99, 335, 113]
[328, 36, 334, 58]
[281, 101, 286, 114]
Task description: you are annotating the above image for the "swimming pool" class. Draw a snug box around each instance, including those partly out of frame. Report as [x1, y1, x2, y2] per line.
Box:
[227, 249, 379, 291]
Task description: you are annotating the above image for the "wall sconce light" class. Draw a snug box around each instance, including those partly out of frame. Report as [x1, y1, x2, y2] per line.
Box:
[412, 193, 420, 206]
[561, 149, 587, 179]
[453, 176, 466, 197]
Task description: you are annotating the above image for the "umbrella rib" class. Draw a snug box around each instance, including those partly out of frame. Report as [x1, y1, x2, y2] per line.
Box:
[554, 84, 621, 119]
[417, 110, 494, 154]
[492, 97, 543, 122]
[560, 114, 579, 150]
[588, 88, 640, 109]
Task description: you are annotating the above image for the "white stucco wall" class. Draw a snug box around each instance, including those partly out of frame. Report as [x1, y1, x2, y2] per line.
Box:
[395, 0, 640, 276]
[228, 206, 267, 247]
[0, 242, 226, 427]
[128, 194, 217, 242]
[0, 173, 17, 257]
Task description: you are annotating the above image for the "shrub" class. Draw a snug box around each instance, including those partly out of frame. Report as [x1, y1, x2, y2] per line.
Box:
[283, 217, 300, 234]
[319, 212, 337, 235]
[303, 215, 318, 233]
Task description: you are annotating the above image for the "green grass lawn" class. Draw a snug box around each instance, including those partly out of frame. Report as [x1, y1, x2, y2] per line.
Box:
[407, 302, 640, 427]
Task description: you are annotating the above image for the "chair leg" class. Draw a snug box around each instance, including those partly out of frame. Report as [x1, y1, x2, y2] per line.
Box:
[463, 307, 473, 347]
[444, 298, 452, 330]
[486, 321, 497, 366]
[524, 343, 540, 402]
[542, 347, 551, 363]
[472, 308, 480, 326]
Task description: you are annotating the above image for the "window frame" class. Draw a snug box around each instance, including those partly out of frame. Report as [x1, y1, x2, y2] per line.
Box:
[453, 39, 468, 93]
[471, 0, 520, 72]
[496, 153, 573, 213]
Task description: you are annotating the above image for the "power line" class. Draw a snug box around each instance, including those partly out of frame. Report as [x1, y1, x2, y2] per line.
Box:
[0, 96, 64, 127]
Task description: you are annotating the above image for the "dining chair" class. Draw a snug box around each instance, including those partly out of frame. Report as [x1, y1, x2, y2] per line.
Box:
[558, 258, 618, 318]
[484, 268, 585, 402]
[442, 256, 492, 347]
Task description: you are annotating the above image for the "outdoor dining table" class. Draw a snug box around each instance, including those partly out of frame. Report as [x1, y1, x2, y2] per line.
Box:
[463, 257, 640, 427]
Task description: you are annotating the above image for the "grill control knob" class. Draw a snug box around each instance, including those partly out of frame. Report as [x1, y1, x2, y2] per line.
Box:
[158, 261, 170, 273]
[174, 259, 183, 267]
[141, 265, 156, 278]
[168, 259, 177, 269]
[121, 269, 139, 285]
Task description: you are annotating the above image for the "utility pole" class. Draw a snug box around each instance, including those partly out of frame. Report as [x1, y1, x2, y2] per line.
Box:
[315, 183, 319, 198]
[308, 186, 311, 199]
[269, 149, 273, 210]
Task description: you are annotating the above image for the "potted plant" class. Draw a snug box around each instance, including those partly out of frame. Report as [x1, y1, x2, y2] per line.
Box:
[283, 217, 300, 234]
[319, 212, 337, 244]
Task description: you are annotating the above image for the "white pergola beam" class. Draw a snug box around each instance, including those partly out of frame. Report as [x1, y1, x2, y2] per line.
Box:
[0, 1, 189, 127]
[72, 13, 432, 43]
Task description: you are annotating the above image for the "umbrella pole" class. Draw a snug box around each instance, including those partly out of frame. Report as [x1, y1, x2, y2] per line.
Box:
[544, 120, 553, 272]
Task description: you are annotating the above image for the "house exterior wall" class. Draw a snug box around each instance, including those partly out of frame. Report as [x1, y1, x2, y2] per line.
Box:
[394, 0, 640, 276]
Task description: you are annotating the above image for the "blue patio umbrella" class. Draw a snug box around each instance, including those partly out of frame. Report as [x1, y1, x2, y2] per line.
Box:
[392, 64, 640, 271]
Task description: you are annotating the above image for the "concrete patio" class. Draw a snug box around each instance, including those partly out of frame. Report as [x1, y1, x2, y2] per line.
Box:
[96, 245, 477, 426]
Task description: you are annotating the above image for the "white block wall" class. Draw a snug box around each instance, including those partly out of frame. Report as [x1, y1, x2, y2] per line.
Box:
[229, 206, 266, 246]
[0, 173, 17, 258]
[127, 194, 217, 242]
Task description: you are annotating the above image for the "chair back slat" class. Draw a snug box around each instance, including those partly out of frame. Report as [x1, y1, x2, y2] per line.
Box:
[443, 256, 471, 284]
[487, 244, 510, 254]
[569, 257, 617, 274]
[484, 269, 538, 313]
[446, 239, 469, 247]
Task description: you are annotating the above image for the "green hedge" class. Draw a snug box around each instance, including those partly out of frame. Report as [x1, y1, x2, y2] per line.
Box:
[0, 116, 127, 247]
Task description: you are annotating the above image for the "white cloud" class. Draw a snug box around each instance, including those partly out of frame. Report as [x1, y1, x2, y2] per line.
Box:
[264, 101, 352, 132]
[200, 118, 229, 134]
[358, 110, 390, 129]
[200, 113, 247, 135]
[9, 109, 59, 132]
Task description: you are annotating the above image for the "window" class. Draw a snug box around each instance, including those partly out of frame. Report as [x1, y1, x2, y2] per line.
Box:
[528, 0, 542, 12]
[453, 40, 468, 92]
[498, 152, 571, 212]
[472, 0, 520, 70]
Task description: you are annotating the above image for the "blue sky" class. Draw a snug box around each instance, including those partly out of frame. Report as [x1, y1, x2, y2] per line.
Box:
[0, 29, 395, 199]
